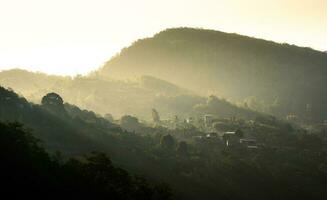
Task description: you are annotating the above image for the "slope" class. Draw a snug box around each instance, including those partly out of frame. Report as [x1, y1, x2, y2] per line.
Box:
[99, 27, 327, 121]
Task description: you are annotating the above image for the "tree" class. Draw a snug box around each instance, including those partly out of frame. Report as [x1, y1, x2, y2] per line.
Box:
[235, 129, 244, 138]
[120, 115, 141, 132]
[0, 121, 172, 199]
[207, 95, 220, 108]
[176, 141, 188, 156]
[152, 108, 160, 123]
[41, 92, 66, 116]
[41, 92, 64, 106]
[173, 115, 179, 123]
[104, 113, 114, 122]
[160, 134, 175, 149]
[213, 122, 229, 132]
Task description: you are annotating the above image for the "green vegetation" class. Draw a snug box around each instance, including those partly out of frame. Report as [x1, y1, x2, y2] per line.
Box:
[0, 121, 171, 199]
[1, 86, 327, 199]
[0, 69, 195, 120]
[99, 27, 327, 122]
[0, 69, 260, 122]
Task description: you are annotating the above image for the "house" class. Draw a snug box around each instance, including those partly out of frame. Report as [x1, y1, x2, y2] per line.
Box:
[239, 138, 258, 149]
[206, 132, 218, 139]
[286, 114, 298, 122]
[222, 130, 259, 149]
[204, 114, 214, 127]
[186, 117, 194, 124]
[192, 135, 204, 142]
[222, 131, 239, 146]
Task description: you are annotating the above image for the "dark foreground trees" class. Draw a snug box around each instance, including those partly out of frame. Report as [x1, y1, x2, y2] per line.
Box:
[0, 122, 172, 199]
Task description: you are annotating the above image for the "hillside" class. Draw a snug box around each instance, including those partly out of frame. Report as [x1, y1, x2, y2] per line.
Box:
[99, 28, 327, 121]
[2, 85, 327, 200]
[0, 86, 184, 183]
[0, 85, 120, 155]
[0, 69, 195, 119]
[0, 122, 171, 199]
[0, 69, 259, 121]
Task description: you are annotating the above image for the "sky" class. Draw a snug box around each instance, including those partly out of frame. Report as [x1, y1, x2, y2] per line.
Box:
[0, 0, 326, 75]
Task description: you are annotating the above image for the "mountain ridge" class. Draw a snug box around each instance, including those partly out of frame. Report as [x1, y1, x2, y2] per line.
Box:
[98, 27, 327, 121]
[0, 68, 263, 122]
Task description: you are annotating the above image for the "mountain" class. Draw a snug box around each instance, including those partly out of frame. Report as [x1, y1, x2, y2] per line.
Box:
[0, 69, 195, 119]
[0, 69, 260, 121]
[98, 28, 327, 121]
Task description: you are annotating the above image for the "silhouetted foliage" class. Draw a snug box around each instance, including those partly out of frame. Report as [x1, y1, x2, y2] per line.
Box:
[152, 108, 160, 123]
[2, 69, 327, 200]
[160, 134, 175, 149]
[176, 141, 188, 156]
[41, 92, 67, 116]
[42, 92, 64, 106]
[0, 121, 172, 199]
[121, 115, 142, 132]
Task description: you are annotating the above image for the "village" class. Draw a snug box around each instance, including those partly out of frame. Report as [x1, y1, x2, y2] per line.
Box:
[149, 109, 262, 149]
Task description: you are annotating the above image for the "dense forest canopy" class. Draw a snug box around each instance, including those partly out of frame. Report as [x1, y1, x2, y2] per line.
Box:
[0, 121, 171, 199]
[99, 28, 327, 121]
[1, 85, 327, 199]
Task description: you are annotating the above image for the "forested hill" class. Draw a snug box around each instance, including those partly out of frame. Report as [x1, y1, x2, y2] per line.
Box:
[99, 28, 327, 121]
[0, 122, 171, 199]
[0, 85, 120, 155]
[0, 69, 193, 119]
[0, 69, 260, 121]
[2, 83, 327, 200]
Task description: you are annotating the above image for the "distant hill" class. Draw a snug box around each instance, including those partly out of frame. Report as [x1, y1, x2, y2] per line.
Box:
[0, 69, 259, 120]
[0, 69, 194, 119]
[98, 28, 327, 121]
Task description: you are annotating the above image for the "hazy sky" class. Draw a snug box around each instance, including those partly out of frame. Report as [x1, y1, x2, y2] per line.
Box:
[0, 0, 326, 75]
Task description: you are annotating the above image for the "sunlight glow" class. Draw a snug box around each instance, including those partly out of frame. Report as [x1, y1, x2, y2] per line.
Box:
[0, 0, 326, 75]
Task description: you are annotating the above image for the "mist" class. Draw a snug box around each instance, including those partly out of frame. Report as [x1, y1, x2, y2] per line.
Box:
[1, 2, 327, 199]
